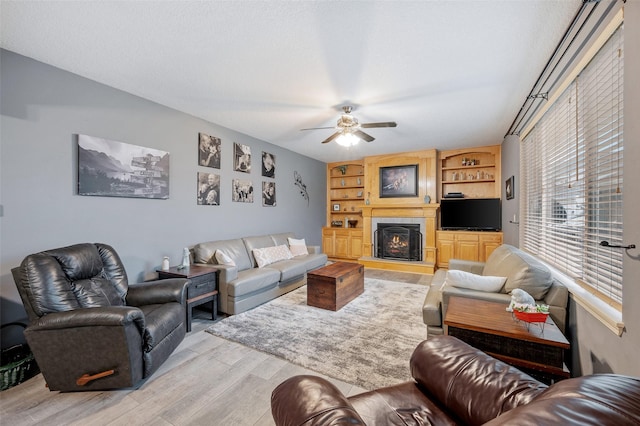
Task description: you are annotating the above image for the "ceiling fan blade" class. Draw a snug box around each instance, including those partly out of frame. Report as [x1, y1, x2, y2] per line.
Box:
[354, 130, 375, 142]
[361, 122, 397, 128]
[300, 126, 335, 131]
[321, 132, 342, 144]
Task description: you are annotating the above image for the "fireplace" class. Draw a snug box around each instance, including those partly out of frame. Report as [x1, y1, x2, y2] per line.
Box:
[374, 223, 422, 261]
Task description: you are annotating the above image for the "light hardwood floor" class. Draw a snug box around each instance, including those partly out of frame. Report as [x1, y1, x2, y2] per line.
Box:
[0, 269, 430, 426]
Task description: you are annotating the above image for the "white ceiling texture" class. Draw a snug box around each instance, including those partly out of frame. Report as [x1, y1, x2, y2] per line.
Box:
[1, 0, 581, 163]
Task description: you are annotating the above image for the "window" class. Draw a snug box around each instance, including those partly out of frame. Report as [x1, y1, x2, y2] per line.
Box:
[521, 25, 624, 308]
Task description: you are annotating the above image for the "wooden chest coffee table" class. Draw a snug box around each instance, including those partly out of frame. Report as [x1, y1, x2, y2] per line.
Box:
[444, 296, 570, 384]
[307, 262, 364, 311]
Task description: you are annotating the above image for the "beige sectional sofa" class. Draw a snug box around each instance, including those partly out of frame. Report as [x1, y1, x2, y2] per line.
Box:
[423, 244, 568, 338]
[192, 232, 327, 315]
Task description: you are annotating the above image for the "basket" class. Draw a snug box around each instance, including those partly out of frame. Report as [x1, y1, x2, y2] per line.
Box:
[1, 323, 40, 391]
[513, 310, 549, 323]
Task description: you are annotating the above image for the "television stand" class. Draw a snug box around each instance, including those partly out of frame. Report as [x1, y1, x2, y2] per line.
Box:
[436, 230, 503, 269]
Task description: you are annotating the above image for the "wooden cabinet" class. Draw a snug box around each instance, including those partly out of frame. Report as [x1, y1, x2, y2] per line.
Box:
[322, 228, 363, 261]
[327, 161, 365, 229]
[438, 145, 501, 200]
[436, 231, 503, 268]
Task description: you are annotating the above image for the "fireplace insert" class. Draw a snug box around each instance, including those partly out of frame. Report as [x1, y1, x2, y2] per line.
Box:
[374, 223, 422, 261]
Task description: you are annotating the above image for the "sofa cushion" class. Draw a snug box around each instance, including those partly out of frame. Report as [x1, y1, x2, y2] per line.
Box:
[215, 249, 236, 266]
[73, 277, 125, 307]
[270, 232, 296, 246]
[193, 238, 252, 271]
[293, 253, 328, 271]
[265, 259, 307, 282]
[483, 245, 553, 300]
[227, 268, 281, 297]
[445, 270, 507, 293]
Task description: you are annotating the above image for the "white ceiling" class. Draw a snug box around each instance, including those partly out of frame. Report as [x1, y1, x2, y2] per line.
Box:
[1, 0, 581, 163]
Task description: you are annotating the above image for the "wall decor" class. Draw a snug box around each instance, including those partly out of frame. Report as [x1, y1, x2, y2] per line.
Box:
[198, 133, 221, 169]
[506, 175, 515, 200]
[232, 179, 254, 202]
[197, 172, 220, 205]
[262, 181, 276, 206]
[78, 134, 169, 199]
[294, 171, 309, 206]
[234, 143, 251, 173]
[261, 151, 276, 178]
[379, 164, 418, 198]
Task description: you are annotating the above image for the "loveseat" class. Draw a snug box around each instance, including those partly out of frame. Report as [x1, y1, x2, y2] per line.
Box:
[423, 244, 568, 338]
[271, 335, 640, 426]
[192, 232, 327, 315]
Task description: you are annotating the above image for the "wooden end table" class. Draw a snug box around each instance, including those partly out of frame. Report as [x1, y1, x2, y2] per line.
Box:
[444, 296, 570, 384]
[157, 265, 218, 332]
[307, 262, 364, 311]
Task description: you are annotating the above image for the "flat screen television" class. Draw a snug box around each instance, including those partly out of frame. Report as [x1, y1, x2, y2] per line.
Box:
[440, 198, 502, 231]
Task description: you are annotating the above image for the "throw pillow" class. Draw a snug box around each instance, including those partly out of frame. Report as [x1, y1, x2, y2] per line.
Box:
[288, 237, 309, 257]
[214, 249, 236, 266]
[444, 270, 507, 293]
[252, 247, 272, 268]
[253, 245, 293, 268]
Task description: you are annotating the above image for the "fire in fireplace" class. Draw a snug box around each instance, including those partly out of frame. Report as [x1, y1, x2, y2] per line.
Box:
[374, 223, 422, 261]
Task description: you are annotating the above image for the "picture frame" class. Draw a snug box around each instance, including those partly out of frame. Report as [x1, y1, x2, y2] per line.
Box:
[333, 203, 340, 211]
[379, 164, 418, 198]
[78, 134, 169, 199]
[506, 175, 515, 200]
[261, 151, 275, 178]
[262, 181, 276, 206]
[198, 132, 221, 169]
[233, 143, 251, 173]
[197, 172, 220, 205]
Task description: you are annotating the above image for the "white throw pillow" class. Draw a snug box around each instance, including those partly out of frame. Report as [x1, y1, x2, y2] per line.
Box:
[444, 270, 507, 293]
[288, 237, 309, 257]
[214, 249, 235, 266]
[253, 245, 293, 268]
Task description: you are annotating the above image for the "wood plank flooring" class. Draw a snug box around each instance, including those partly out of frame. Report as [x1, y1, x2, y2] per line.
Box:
[0, 269, 430, 426]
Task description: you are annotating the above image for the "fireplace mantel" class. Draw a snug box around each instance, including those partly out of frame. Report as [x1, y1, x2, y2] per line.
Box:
[360, 203, 439, 274]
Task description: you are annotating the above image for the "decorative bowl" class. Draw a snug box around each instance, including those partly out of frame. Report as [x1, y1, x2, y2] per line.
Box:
[513, 310, 549, 323]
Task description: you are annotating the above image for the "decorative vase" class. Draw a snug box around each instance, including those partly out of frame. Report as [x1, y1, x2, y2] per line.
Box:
[424, 195, 431, 204]
[181, 248, 190, 268]
[161, 256, 170, 271]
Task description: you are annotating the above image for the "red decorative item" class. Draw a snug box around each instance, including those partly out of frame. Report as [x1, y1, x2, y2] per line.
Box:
[514, 310, 549, 323]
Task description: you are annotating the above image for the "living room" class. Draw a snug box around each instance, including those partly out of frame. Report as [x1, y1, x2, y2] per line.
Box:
[2, 1, 640, 424]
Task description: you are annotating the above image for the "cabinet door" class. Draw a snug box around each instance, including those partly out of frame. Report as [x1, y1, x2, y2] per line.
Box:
[479, 234, 503, 261]
[350, 231, 363, 259]
[334, 231, 350, 258]
[322, 229, 335, 257]
[456, 240, 480, 262]
[437, 232, 455, 268]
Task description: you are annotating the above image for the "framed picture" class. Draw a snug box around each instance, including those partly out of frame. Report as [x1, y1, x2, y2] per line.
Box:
[78, 134, 169, 199]
[261, 151, 275, 178]
[197, 172, 220, 205]
[379, 164, 418, 198]
[262, 181, 276, 206]
[506, 176, 515, 200]
[333, 203, 340, 211]
[198, 133, 221, 169]
[232, 179, 254, 202]
[234, 143, 251, 173]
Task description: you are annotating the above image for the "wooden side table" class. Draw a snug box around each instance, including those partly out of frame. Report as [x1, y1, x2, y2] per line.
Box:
[157, 265, 219, 332]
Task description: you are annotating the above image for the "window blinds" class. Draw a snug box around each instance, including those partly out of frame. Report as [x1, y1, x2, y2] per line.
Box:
[521, 25, 623, 306]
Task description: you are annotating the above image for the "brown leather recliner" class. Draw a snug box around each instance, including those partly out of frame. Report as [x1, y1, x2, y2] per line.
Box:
[271, 335, 640, 425]
[11, 243, 189, 392]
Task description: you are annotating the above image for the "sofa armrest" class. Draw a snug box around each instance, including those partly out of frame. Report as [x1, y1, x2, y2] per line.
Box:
[449, 259, 486, 274]
[212, 264, 239, 284]
[307, 245, 322, 254]
[271, 375, 366, 426]
[127, 278, 188, 306]
[411, 336, 547, 426]
[441, 286, 512, 329]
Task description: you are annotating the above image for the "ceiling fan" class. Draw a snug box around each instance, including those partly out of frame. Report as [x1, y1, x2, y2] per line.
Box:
[301, 106, 397, 146]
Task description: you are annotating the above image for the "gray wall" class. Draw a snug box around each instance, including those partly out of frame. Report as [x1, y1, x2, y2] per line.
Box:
[500, 1, 640, 376]
[0, 50, 327, 339]
[500, 134, 520, 247]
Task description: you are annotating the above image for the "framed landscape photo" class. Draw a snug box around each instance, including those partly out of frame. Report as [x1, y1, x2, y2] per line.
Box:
[379, 164, 418, 198]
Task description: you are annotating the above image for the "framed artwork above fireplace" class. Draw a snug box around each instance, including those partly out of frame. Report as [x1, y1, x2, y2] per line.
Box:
[379, 164, 418, 198]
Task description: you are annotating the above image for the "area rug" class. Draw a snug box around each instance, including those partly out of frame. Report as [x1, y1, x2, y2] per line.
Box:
[205, 278, 428, 390]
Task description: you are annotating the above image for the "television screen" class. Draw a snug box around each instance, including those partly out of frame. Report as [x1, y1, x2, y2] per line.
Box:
[440, 198, 502, 231]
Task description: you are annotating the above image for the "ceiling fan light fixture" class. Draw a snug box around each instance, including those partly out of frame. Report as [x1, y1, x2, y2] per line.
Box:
[335, 132, 359, 147]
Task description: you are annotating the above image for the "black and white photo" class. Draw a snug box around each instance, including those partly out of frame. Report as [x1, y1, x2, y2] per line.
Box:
[197, 172, 220, 205]
[262, 181, 276, 206]
[232, 179, 253, 203]
[234, 143, 251, 173]
[198, 133, 221, 169]
[261, 151, 275, 178]
[78, 134, 169, 199]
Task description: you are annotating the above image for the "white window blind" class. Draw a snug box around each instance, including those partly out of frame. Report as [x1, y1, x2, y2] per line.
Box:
[521, 25, 623, 306]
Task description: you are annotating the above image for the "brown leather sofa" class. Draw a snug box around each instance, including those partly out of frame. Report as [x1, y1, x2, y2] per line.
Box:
[271, 336, 640, 425]
[11, 243, 189, 392]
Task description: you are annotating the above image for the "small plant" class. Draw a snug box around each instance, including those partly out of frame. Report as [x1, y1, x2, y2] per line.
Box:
[336, 165, 348, 175]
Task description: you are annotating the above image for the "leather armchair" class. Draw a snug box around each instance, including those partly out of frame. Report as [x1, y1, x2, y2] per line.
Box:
[271, 336, 640, 426]
[11, 243, 189, 391]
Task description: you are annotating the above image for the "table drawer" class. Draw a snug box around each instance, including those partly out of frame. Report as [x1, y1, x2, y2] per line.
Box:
[187, 274, 216, 299]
